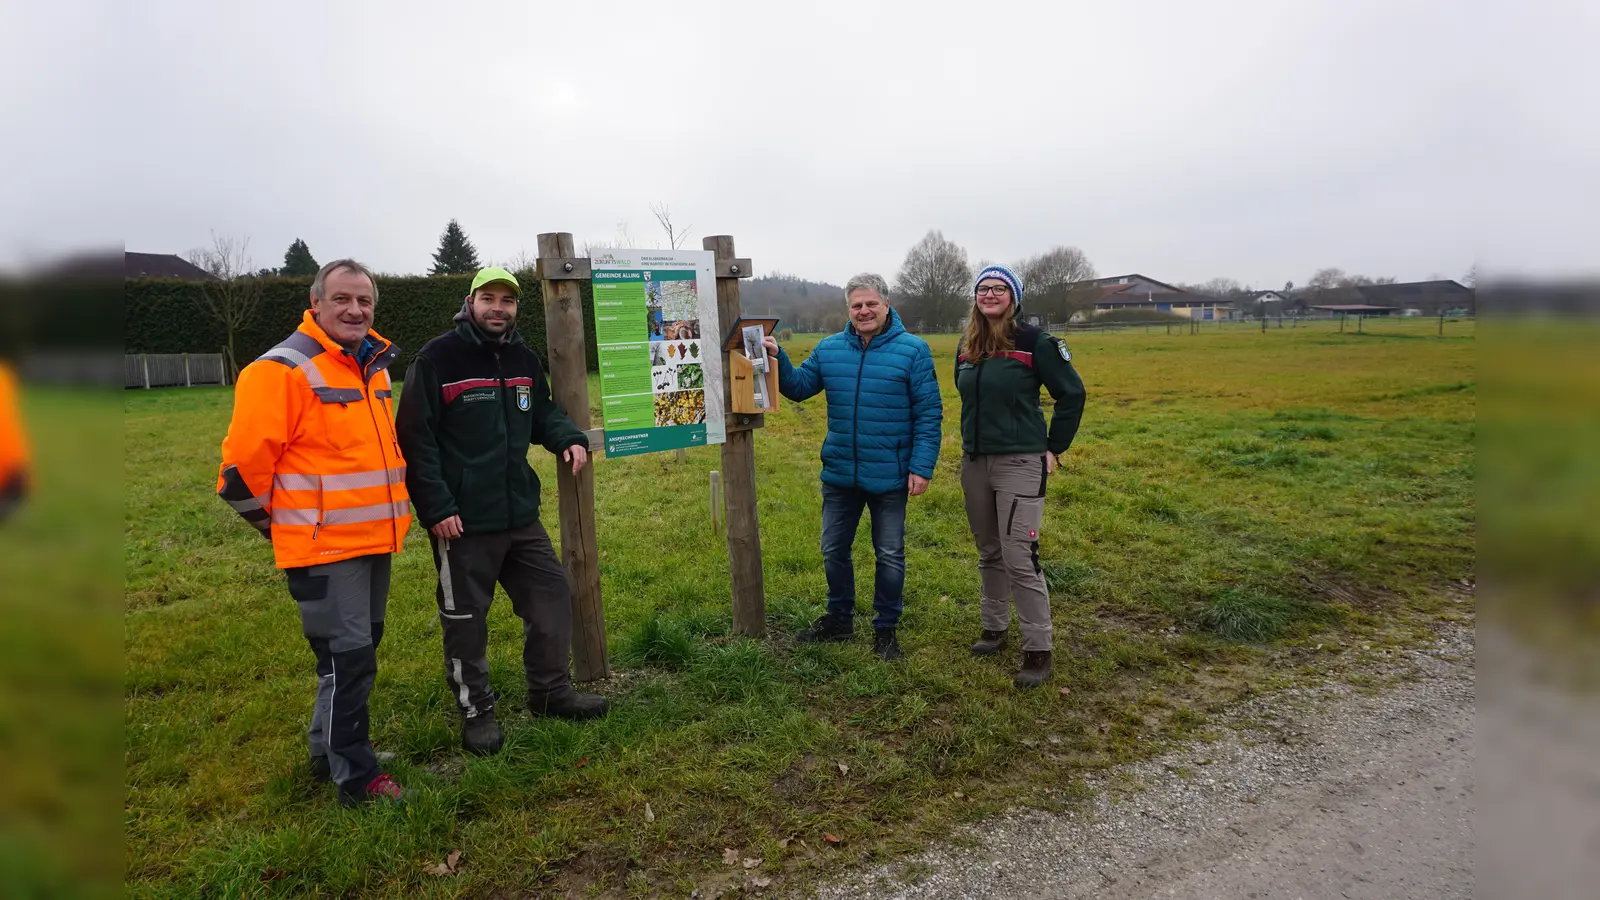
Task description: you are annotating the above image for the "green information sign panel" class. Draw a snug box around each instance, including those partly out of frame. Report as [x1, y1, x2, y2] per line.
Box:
[589, 250, 724, 458]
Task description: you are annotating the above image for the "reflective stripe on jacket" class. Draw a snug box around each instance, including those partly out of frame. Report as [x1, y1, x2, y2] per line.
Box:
[216, 311, 411, 569]
[0, 362, 29, 494]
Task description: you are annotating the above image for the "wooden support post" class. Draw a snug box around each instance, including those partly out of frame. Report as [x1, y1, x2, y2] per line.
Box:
[184, 353, 192, 387]
[1438, 309, 1445, 336]
[537, 231, 608, 681]
[707, 234, 766, 637]
[709, 470, 723, 534]
[141, 355, 150, 389]
[1339, 312, 1346, 333]
[1358, 313, 1364, 334]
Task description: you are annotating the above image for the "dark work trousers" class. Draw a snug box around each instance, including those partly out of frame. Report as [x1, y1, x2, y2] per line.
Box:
[430, 520, 574, 719]
[960, 453, 1053, 651]
[286, 553, 390, 793]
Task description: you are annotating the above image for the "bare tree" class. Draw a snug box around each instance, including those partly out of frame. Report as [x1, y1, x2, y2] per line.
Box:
[1307, 267, 1345, 290]
[649, 202, 692, 250]
[581, 219, 639, 258]
[895, 230, 972, 332]
[186, 231, 265, 381]
[502, 250, 538, 279]
[1198, 276, 1244, 297]
[1015, 246, 1096, 323]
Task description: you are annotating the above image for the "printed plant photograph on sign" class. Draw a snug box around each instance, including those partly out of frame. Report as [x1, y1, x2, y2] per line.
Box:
[653, 389, 706, 426]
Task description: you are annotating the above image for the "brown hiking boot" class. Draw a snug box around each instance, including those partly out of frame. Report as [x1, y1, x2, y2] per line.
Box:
[1014, 650, 1053, 689]
[969, 629, 1007, 656]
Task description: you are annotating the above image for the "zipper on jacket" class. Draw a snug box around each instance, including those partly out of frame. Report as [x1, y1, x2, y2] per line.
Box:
[359, 342, 402, 551]
[973, 358, 984, 456]
[851, 336, 868, 485]
[496, 350, 513, 523]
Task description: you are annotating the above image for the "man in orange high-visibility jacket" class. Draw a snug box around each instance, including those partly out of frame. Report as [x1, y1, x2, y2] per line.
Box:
[217, 258, 412, 808]
[0, 360, 29, 523]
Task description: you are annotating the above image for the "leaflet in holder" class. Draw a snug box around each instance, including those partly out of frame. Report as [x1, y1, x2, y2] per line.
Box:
[724, 317, 781, 414]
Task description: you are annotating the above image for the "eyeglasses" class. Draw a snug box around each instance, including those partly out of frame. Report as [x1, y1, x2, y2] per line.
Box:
[976, 285, 1011, 297]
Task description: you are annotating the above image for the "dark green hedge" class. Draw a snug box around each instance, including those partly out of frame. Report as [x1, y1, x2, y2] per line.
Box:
[124, 274, 598, 375]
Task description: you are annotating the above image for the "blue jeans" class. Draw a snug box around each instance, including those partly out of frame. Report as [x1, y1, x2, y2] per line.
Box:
[820, 483, 909, 629]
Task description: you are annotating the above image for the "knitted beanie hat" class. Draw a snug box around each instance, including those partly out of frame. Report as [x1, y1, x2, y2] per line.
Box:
[973, 264, 1024, 315]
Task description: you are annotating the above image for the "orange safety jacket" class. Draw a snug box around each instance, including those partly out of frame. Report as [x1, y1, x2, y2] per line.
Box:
[217, 311, 411, 569]
[0, 362, 29, 492]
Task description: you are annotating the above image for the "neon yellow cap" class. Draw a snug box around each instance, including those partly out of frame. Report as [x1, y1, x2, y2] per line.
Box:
[470, 266, 520, 296]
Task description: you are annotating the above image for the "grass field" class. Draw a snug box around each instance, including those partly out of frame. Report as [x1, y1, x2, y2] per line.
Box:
[125, 318, 1475, 897]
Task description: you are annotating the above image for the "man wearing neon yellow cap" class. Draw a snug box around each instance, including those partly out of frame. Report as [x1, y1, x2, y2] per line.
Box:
[397, 266, 604, 756]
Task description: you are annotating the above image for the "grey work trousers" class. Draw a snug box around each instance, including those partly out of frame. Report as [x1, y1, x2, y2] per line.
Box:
[286, 553, 390, 792]
[960, 453, 1054, 651]
[430, 520, 574, 719]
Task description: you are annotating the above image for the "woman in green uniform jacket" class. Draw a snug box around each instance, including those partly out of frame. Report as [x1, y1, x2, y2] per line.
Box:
[955, 264, 1086, 688]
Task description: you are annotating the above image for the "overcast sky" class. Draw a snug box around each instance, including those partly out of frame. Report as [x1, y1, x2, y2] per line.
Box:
[3, 0, 1595, 287]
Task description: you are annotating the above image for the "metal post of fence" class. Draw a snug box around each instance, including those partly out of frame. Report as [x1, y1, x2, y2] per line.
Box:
[141, 355, 150, 389]
[184, 353, 191, 387]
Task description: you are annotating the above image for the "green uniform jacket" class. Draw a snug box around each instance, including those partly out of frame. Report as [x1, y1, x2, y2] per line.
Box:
[396, 318, 587, 535]
[955, 323, 1087, 456]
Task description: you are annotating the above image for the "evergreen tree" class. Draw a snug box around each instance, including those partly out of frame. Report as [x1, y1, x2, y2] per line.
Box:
[281, 238, 319, 277]
[430, 219, 482, 275]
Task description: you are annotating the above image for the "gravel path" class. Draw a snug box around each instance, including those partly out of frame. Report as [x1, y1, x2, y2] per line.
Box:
[808, 628, 1475, 900]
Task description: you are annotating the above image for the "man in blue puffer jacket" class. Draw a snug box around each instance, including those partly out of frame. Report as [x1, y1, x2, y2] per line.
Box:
[762, 273, 942, 659]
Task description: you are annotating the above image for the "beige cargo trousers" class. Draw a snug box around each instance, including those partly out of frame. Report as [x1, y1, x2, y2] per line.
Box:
[960, 452, 1053, 651]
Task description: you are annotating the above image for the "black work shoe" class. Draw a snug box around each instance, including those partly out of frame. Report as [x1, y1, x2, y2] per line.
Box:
[872, 627, 904, 661]
[309, 754, 331, 783]
[528, 688, 609, 721]
[1014, 650, 1054, 689]
[337, 773, 407, 808]
[462, 710, 504, 756]
[970, 629, 1007, 657]
[796, 613, 854, 644]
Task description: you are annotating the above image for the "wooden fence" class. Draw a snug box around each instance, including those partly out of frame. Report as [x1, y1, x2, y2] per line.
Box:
[124, 354, 227, 389]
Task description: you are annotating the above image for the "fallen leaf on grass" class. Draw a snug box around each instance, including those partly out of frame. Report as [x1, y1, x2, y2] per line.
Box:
[931, 718, 946, 726]
[260, 868, 285, 883]
[753, 876, 773, 888]
[723, 848, 740, 866]
[1020, 739, 1038, 748]
[425, 850, 462, 877]
[837, 761, 849, 776]
[575, 756, 589, 769]
[743, 858, 761, 869]
[823, 833, 841, 844]
[1047, 735, 1062, 745]
[778, 837, 794, 848]
[953, 791, 964, 799]
[644, 802, 655, 823]
[1058, 686, 1071, 697]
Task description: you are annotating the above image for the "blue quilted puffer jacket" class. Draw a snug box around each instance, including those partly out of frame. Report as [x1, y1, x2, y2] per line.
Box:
[775, 309, 943, 494]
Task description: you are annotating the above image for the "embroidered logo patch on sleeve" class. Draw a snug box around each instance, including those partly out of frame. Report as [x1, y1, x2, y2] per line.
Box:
[1057, 341, 1071, 361]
